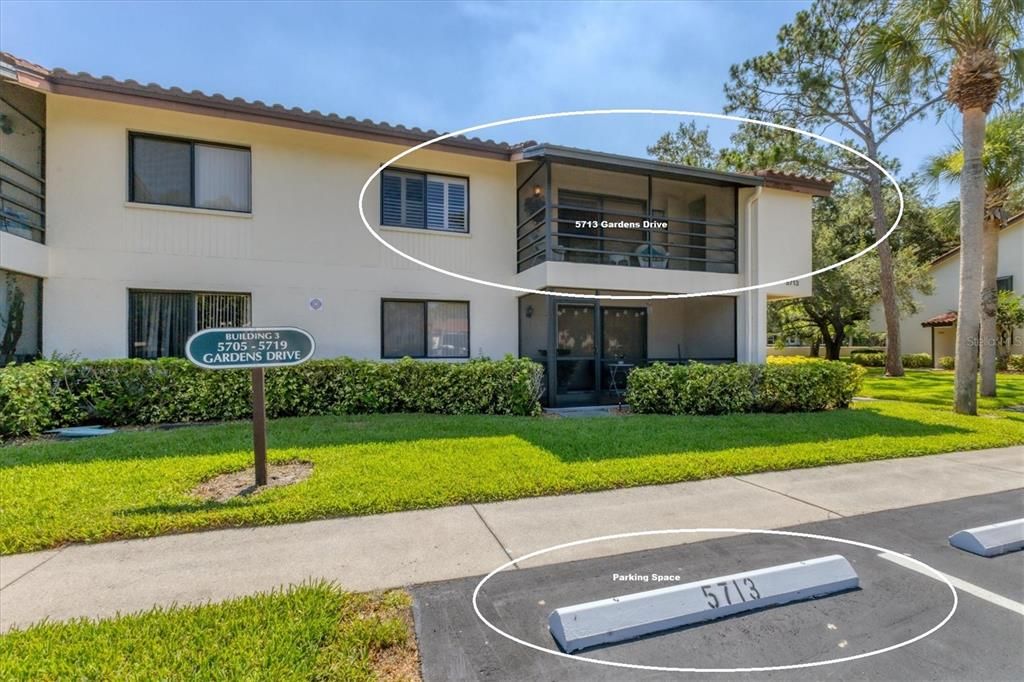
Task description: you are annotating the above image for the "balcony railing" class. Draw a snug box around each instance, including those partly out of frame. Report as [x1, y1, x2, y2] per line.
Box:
[517, 203, 737, 274]
[0, 155, 45, 243]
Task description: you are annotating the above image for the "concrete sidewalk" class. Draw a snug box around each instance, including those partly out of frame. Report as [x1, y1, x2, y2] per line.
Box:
[2, 446, 1021, 631]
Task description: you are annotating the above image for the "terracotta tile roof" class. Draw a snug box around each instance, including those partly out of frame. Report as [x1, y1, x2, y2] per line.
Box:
[754, 169, 834, 196]
[921, 311, 957, 327]
[0, 50, 835, 196]
[1, 52, 517, 158]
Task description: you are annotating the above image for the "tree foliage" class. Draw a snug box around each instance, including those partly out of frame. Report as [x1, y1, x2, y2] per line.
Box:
[646, 121, 717, 168]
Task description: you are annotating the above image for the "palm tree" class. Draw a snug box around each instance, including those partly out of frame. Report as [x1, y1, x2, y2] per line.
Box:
[865, 0, 1023, 415]
[926, 111, 1024, 396]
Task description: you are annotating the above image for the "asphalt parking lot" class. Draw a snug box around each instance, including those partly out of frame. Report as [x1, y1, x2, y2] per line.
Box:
[412, 489, 1024, 681]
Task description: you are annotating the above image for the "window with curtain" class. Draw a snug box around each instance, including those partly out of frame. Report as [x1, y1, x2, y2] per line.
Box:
[381, 169, 468, 232]
[130, 134, 252, 212]
[381, 299, 469, 358]
[129, 290, 251, 358]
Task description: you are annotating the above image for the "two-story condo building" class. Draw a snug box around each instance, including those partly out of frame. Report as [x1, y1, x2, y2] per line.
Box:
[0, 53, 830, 406]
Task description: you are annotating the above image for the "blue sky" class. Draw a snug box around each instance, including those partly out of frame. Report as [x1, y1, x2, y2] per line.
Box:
[1, 0, 958, 198]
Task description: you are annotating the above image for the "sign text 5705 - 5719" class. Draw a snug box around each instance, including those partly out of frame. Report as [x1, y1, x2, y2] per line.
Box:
[185, 327, 316, 369]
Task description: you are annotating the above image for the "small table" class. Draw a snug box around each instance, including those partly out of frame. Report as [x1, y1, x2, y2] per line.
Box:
[608, 362, 635, 404]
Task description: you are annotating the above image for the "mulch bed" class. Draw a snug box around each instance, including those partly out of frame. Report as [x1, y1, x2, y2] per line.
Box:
[192, 461, 313, 502]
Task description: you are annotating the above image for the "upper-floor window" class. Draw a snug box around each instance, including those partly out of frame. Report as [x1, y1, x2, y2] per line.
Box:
[997, 276, 1014, 292]
[381, 169, 467, 232]
[129, 133, 252, 213]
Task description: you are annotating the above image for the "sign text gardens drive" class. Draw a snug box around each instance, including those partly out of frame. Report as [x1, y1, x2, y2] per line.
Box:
[186, 328, 315, 369]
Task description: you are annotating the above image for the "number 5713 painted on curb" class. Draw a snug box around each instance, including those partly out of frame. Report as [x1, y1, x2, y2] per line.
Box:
[701, 578, 761, 608]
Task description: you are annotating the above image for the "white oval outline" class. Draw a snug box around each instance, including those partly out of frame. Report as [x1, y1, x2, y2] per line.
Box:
[358, 110, 903, 300]
[471, 528, 957, 673]
[184, 326, 316, 370]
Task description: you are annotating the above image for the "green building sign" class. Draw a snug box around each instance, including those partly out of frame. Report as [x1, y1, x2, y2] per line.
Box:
[185, 327, 315, 369]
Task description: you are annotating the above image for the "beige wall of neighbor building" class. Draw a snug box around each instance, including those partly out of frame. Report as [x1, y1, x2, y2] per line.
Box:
[871, 217, 1023, 364]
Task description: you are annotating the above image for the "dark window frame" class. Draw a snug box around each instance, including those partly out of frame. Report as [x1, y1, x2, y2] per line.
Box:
[128, 132, 253, 213]
[997, 275, 1014, 292]
[379, 167, 470, 233]
[380, 298, 471, 359]
[127, 288, 252, 358]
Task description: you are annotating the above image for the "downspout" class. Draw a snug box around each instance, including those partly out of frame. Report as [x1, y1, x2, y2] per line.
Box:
[744, 187, 762, 361]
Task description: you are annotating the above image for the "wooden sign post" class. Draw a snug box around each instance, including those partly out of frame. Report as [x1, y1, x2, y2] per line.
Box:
[186, 327, 315, 487]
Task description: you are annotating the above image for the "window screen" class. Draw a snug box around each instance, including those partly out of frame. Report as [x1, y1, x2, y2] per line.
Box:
[131, 137, 191, 207]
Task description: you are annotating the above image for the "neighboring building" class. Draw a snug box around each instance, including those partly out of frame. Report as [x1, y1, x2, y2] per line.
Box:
[871, 212, 1023, 366]
[0, 53, 829, 405]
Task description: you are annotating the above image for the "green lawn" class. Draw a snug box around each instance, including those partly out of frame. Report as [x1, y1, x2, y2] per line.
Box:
[860, 368, 1024, 410]
[0, 583, 419, 681]
[3, 400, 1022, 554]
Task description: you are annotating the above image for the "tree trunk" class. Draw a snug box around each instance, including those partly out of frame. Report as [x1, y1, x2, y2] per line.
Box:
[979, 215, 999, 396]
[866, 168, 903, 378]
[824, 330, 844, 361]
[809, 338, 821, 358]
[954, 107, 987, 415]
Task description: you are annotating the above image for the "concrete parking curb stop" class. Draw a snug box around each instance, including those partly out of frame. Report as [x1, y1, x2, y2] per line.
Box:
[948, 519, 1024, 557]
[548, 555, 859, 653]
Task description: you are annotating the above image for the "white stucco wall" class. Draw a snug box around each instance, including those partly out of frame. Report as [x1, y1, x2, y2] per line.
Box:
[42, 94, 518, 359]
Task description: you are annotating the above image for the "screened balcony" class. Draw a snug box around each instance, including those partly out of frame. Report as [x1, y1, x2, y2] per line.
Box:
[1, 82, 45, 244]
[514, 146, 759, 276]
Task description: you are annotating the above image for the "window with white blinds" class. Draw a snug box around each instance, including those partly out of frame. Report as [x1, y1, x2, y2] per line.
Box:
[130, 134, 252, 212]
[381, 170, 468, 232]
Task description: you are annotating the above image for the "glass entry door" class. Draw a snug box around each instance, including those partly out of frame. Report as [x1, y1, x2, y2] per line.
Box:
[602, 307, 647, 400]
[555, 303, 597, 404]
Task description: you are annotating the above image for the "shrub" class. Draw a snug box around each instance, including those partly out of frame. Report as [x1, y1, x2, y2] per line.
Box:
[0, 356, 544, 439]
[850, 352, 932, 368]
[766, 355, 822, 365]
[902, 353, 933, 369]
[850, 352, 886, 367]
[938, 356, 955, 370]
[0, 361, 80, 438]
[1008, 355, 1024, 373]
[627, 360, 865, 415]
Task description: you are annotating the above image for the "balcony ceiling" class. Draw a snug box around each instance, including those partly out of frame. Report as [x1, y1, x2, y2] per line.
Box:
[514, 144, 764, 188]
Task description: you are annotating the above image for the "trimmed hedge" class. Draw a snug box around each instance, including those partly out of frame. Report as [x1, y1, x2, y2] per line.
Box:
[939, 356, 955, 370]
[0, 356, 544, 439]
[1009, 355, 1024, 373]
[627, 360, 866, 415]
[850, 352, 932, 368]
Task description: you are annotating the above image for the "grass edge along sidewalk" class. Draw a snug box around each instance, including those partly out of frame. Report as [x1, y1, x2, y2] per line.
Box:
[0, 583, 420, 681]
[3, 398, 1023, 555]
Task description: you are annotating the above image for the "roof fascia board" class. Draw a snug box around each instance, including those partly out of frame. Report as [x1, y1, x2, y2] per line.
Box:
[49, 79, 512, 161]
[517, 144, 764, 188]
